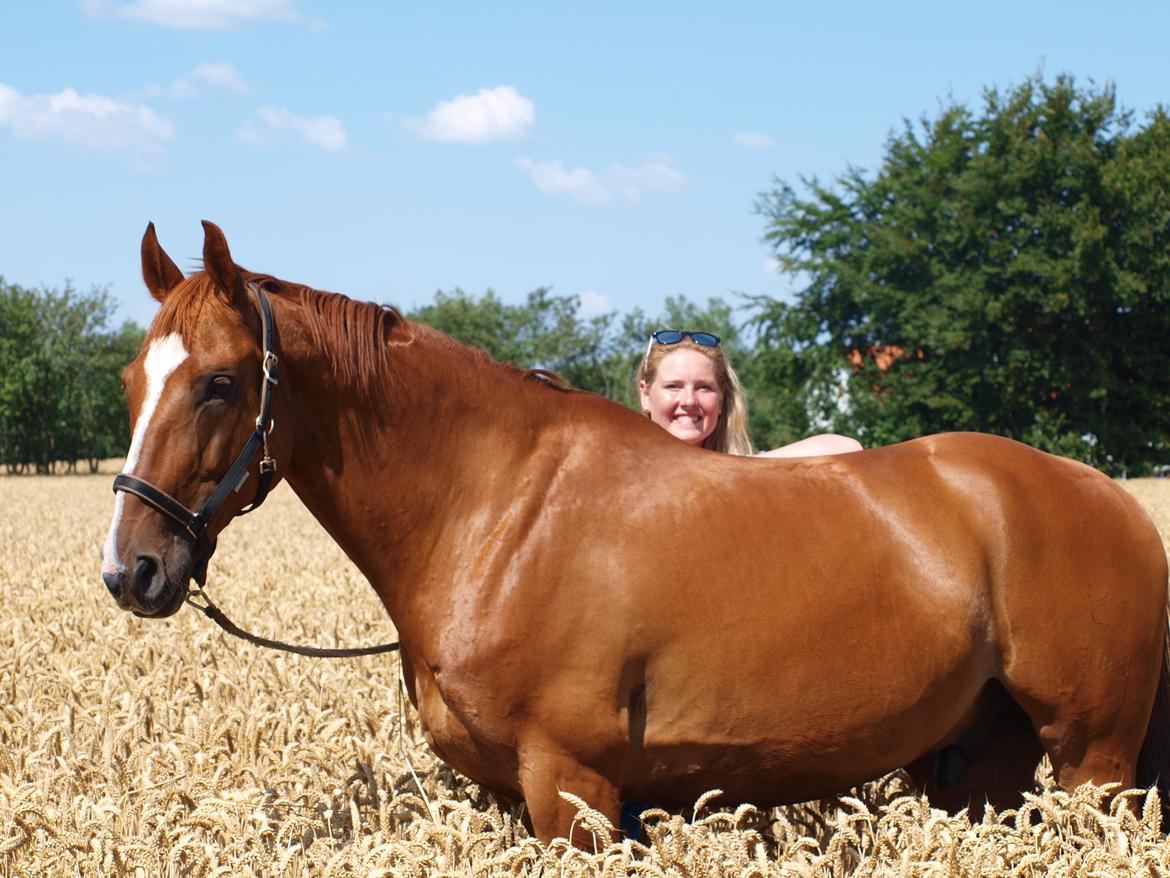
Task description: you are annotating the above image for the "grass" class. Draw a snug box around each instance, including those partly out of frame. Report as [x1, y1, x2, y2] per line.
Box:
[2, 466, 1170, 876]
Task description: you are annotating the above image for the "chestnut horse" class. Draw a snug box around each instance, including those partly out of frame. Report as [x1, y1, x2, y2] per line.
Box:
[101, 221, 1170, 844]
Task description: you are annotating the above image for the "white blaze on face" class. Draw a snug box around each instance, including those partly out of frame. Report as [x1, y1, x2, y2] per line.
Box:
[101, 333, 189, 575]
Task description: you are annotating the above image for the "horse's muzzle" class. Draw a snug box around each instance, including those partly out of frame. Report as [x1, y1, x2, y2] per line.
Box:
[102, 555, 186, 618]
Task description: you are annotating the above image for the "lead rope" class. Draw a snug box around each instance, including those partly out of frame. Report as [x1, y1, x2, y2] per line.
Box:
[185, 587, 400, 658]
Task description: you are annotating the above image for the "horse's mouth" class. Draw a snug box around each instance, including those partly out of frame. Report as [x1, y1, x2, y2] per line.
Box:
[131, 573, 188, 618]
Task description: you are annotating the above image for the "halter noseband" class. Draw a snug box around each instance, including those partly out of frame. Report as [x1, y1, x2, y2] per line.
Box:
[112, 282, 279, 557]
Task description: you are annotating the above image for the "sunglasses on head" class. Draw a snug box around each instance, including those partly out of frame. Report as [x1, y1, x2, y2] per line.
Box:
[649, 329, 721, 348]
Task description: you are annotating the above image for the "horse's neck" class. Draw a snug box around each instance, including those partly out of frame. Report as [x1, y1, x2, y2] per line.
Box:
[276, 310, 554, 624]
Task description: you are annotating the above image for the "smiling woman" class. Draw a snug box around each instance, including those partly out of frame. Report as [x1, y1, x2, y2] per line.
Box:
[635, 330, 861, 458]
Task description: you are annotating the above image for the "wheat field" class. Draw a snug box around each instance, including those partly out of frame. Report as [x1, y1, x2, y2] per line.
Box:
[3, 468, 1170, 876]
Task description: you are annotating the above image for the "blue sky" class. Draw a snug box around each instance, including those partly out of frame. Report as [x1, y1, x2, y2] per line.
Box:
[2, 2, 1168, 330]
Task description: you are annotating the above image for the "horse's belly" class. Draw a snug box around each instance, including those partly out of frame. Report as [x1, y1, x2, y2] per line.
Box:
[626, 696, 972, 807]
[624, 632, 990, 805]
[625, 742, 902, 807]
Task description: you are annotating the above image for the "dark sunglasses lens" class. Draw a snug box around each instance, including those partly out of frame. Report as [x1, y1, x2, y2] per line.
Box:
[691, 332, 720, 347]
[652, 330, 685, 345]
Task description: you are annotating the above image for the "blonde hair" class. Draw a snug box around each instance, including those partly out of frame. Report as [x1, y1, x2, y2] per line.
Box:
[637, 337, 754, 456]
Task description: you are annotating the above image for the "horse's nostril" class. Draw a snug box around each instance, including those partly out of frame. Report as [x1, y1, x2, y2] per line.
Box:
[133, 556, 159, 598]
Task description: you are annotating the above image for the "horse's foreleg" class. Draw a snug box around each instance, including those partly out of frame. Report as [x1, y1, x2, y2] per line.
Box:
[517, 739, 621, 848]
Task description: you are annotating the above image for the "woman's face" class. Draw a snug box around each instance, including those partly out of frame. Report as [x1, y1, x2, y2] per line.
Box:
[639, 348, 723, 446]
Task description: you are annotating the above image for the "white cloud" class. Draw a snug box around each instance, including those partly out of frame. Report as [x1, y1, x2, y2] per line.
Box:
[187, 61, 249, 93]
[577, 290, 612, 318]
[0, 82, 173, 166]
[734, 132, 775, 149]
[515, 155, 685, 206]
[515, 158, 610, 205]
[238, 105, 347, 152]
[157, 62, 249, 98]
[405, 85, 534, 144]
[82, 0, 307, 29]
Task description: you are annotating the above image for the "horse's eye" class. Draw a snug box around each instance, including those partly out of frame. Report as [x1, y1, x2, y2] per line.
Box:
[205, 375, 234, 401]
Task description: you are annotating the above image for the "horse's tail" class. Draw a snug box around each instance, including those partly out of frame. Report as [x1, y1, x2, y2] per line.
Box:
[1137, 611, 1170, 821]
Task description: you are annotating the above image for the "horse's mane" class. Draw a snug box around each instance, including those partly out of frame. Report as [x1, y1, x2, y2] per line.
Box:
[152, 269, 573, 399]
[249, 273, 398, 398]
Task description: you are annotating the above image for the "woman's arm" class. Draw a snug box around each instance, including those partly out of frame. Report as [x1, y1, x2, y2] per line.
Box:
[757, 434, 863, 459]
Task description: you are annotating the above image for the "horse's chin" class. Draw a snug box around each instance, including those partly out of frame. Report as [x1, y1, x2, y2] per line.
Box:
[132, 578, 188, 618]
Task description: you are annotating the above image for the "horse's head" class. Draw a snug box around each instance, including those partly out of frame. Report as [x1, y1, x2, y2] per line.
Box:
[100, 221, 287, 618]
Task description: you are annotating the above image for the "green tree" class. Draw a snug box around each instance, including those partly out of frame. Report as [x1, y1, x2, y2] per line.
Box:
[409, 288, 616, 395]
[73, 320, 144, 471]
[0, 280, 47, 472]
[0, 279, 141, 473]
[755, 74, 1170, 474]
[408, 289, 760, 418]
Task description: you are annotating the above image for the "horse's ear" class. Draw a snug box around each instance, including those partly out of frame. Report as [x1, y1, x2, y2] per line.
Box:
[141, 222, 184, 302]
[200, 220, 248, 310]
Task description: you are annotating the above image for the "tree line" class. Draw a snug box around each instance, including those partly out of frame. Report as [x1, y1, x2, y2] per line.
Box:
[0, 281, 144, 473]
[4, 74, 1168, 476]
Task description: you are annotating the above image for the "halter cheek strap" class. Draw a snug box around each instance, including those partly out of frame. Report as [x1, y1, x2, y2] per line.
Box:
[112, 283, 279, 556]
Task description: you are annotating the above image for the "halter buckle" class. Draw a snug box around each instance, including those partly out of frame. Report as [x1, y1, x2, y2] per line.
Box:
[262, 351, 279, 385]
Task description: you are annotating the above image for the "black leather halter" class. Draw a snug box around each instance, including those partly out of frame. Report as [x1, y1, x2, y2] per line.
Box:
[110, 284, 400, 658]
[112, 282, 279, 557]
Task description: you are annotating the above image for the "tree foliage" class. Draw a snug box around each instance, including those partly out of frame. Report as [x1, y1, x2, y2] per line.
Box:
[0, 279, 143, 473]
[755, 74, 1170, 474]
[409, 288, 624, 399]
[407, 288, 754, 412]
